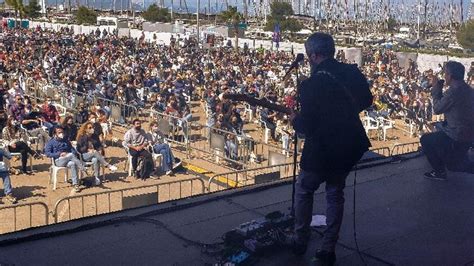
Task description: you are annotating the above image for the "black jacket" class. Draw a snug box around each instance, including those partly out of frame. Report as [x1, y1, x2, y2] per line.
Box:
[77, 135, 103, 154]
[293, 58, 372, 180]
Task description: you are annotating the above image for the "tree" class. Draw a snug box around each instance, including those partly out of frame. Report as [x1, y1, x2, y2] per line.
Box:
[457, 20, 474, 50]
[24, 0, 41, 19]
[386, 16, 397, 32]
[220, 6, 244, 49]
[5, 0, 25, 23]
[142, 4, 171, 23]
[75, 6, 97, 25]
[265, 2, 302, 37]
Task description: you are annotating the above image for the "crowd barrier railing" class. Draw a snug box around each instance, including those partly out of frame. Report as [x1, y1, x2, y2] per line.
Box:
[0, 202, 49, 234]
[53, 178, 205, 223]
[392, 142, 422, 156]
[207, 162, 297, 192]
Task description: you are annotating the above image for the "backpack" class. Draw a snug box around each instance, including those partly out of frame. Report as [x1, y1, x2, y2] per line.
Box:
[135, 150, 155, 179]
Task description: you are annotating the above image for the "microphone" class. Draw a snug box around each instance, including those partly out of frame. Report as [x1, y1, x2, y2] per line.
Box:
[282, 53, 304, 80]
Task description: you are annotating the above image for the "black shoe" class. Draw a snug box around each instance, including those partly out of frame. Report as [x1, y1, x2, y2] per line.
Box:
[315, 250, 336, 266]
[21, 170, 33, 175]
[424, 170, 447, 181]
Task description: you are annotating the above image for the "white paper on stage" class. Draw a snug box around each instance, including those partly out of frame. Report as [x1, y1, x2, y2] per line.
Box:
[310, 215, 327, 227]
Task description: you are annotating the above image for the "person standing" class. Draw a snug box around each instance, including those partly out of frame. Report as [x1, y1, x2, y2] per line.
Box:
[289, 33, 372, 265]
[421, 61, 474, 180]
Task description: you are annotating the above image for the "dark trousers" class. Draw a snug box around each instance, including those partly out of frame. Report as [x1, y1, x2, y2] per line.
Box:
[420, 131, 471, 173]
[129, 149, 148, 172]
[8, 141, 35, 172]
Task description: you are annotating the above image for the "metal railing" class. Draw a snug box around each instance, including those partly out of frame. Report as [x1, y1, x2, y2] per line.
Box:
[392, 142, 421, 156]
[53, 178, 205, 223]
[207, 162, 297, 192]
[0, 202, 49, 234]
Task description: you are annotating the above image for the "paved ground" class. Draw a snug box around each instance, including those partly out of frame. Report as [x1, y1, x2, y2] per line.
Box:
[0, 155, 472, 265]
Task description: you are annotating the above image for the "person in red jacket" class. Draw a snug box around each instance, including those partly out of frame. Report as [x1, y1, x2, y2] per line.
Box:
[41, 97, 60, 136]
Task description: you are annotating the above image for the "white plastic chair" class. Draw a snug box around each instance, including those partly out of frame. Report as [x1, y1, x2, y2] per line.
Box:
[377, 117, 394, 141]
[259, 119, 271, 144]
[362, 116, 380, 137]
[49, 158, 69, 190]
[53, 103, 67, 118]
[243, 103, 254, 122]
[124, 147, 162, 177]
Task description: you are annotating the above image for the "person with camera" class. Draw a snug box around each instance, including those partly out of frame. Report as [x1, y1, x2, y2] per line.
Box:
[421, 61, 474, 180]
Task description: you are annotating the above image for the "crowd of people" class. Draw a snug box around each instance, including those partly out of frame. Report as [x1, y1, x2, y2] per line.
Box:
[0, 24, 473, 203]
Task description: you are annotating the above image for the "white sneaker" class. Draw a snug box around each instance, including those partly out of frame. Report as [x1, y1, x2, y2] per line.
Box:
[108, 165, 118, 172]
[94, 177, 101, 186]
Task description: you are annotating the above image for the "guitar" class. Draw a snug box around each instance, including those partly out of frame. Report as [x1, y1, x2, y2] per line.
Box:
[219, 93, 293, 115]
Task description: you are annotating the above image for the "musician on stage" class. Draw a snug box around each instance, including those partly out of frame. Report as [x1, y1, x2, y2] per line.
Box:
[289, 33, 373, 264]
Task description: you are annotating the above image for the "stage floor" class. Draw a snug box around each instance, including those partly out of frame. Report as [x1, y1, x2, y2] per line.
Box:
[0, 155, 473, 266]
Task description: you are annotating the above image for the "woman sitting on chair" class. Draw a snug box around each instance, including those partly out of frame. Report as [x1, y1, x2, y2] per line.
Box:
[2, 117, 41, 174]
[147, 122, 178, 176]
[76, 122, 117, 185]
[61, 116, 78, 143]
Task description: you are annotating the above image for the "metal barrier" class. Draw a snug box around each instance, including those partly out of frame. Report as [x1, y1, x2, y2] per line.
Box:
[370, 146, 392, 157]
[392, 142, 421, 156]
[207, 162, 297, 192]
[53, 178, 205, 223]
[0, 202, 49, 234]
[149, 109, 190, 147]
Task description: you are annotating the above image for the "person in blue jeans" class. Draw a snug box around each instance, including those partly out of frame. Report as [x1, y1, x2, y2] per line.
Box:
[44, 127, 86, 192]
[147, 122, 177, 176]
[0, 148, 18, 204]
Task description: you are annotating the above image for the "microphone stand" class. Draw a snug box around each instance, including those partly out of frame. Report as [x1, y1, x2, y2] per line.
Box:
[290, 64, 301, 218]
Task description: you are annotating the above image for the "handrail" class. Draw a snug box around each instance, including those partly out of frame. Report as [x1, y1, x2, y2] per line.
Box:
[0, 201, 49, 233]
[53, 177, 205, 223]
[207, 162, 295, 191]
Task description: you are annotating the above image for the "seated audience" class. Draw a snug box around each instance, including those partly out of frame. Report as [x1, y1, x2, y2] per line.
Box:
[61, 115, 78, 142]
[2, 117, 41, 174]
[76, 122, 117, 185]
[44, 127, 86, 192]
[147, 122, 176, 176]
[123, 119, 149, 177]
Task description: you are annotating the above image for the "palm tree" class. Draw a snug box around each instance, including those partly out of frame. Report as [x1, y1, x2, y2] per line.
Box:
[5, 0, 25, 26]
[219, 6, 243, 50]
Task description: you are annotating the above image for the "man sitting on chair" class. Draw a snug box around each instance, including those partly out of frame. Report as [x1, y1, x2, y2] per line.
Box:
[45, 127, 86, 192]
[123, 119, 149, 177]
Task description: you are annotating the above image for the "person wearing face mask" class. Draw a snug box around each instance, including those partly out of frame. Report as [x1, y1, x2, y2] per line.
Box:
[41, 97, 60, 136]
[60, 115, 78, 142]
[19, 104, 50, 154]
[74, 103, 89, 124]
[76, 122, 118, 185]
[287, 33, 372, 265]
[44, 127, 86, 192]
[123, 119, 149, 177]
[147, 122, 178, 176]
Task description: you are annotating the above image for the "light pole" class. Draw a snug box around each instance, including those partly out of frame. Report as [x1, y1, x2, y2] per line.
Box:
[197, 0, 200, 43]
